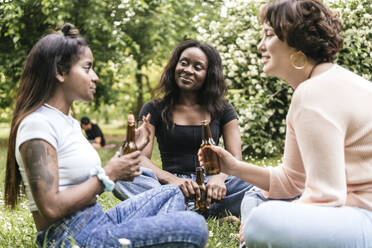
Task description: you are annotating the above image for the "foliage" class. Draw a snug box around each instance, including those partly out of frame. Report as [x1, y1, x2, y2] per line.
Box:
[197, 0, 372, 159]
[332, 0, 372, 81]
[0, 0, 223, 122]
[0, 0, 129, 112]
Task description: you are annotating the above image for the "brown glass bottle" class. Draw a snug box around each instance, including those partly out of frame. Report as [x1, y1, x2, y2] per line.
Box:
[201, 120, 220, 175]
[195, 167, 207, 213]
[113, 112, 138, 201]
[120, 111, 137, 155]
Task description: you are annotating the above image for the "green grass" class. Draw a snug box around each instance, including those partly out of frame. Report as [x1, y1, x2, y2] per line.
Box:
[0, 122, 280, 247]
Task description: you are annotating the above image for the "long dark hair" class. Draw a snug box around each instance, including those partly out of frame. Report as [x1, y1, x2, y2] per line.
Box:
[4, 24, 88, 208]
[153, 40, 228, 129]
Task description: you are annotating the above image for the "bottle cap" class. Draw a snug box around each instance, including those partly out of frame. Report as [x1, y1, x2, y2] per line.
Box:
[128, 111, 135, 122]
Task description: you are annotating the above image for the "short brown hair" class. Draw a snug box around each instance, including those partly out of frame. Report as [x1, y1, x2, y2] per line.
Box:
[260, 0, 343, 62]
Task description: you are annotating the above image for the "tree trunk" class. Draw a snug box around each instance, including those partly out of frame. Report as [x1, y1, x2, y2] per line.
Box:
[135, 63, 143, 119]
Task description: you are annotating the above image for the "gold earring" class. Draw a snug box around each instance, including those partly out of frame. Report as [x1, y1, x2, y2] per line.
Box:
[290, 53, 306, 70]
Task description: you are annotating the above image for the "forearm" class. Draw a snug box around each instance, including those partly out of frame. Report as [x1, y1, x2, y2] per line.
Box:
[213, 172, 228, 181]
[92, 137, 102, 148]
[230, 161, 270, 191]
[37, 177, 104, 222]
[140, 155, 177, 184]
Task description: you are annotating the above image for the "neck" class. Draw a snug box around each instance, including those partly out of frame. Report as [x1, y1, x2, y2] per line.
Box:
[284, 61, 317, 89]
[285, 62, 334, 89]
[45, 89, 72, 115]
[178, 91, 199, 106]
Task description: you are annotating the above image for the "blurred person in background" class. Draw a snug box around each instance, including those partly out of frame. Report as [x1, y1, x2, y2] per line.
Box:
[81, 116, 106, 148]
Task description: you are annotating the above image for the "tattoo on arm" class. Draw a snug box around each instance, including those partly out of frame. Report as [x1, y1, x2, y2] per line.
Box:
[20, 140, 56, 195]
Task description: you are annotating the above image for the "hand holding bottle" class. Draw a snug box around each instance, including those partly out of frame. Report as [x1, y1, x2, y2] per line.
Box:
[198, 145, 239, 176]
[105, 151, 142, 182]
[167, 175, 201, 200]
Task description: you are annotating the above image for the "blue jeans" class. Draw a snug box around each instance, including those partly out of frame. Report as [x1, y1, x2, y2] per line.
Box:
[35, 185, 208, 248]
[241, 187, 372, 247]
[116, 167, 253, 217]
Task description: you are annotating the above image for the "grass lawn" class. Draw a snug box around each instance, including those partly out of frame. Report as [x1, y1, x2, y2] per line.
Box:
[0, 122, 280, 247]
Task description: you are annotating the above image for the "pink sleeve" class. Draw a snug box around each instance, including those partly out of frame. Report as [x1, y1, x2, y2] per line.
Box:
[264, 85, 347, 205]
[263, 119, 306, 199]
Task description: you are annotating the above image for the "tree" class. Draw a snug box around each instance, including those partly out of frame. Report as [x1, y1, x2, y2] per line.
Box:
[0, 0, 129, 113]
[0, 0, 223, 120]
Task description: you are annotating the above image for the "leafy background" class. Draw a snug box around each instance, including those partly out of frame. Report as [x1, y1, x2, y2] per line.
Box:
[1, 0, 370, 159]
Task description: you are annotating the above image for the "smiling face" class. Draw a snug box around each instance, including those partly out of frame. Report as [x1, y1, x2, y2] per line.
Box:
[258, 23, 296, 78]
[61, 47, 99, 103]
[174, 47, 208, 92]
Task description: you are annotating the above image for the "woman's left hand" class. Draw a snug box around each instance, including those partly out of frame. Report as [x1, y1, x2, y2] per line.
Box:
[135, 113, 151, 150]
[206, 174, 227, 208]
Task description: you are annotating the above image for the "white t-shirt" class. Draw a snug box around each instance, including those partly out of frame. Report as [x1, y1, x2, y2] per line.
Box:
[16, 104, 101, 211]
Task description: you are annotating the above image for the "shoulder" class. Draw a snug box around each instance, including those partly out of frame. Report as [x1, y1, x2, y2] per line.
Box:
[293, 64, 367, 108]
[21, 107, 60, 130]
[141, 99, 164, 113]
[223, 100, 236, 112]
[139, 99, 164, 125]
[219, 100, 238, 126]
[17, 107, 60, 150]
[92, 123, 100, 129]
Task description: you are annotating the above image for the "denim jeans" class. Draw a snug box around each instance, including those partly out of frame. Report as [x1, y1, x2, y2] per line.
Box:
[115, 167, 253, 217]
[241, 187, 372, 247]
[35, 184, 208, 248]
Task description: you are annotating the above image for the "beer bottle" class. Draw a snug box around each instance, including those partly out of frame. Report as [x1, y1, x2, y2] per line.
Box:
[113, 111, 137, 201]
[195, 167, 207, 213]
[200, 120, 220, 175]
[120, 111, 137, 155]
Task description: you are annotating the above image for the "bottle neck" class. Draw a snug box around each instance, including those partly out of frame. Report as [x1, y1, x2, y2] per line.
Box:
[201, 123, 214, 146]
[196, 168, 204, 185]
[125, 121, 136, 142]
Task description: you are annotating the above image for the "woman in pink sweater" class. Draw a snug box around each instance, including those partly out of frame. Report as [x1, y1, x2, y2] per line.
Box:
[199, 0, 372, 247]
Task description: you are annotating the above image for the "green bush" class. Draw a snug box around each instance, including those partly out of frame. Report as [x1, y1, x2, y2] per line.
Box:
[197, 0, 372, 159]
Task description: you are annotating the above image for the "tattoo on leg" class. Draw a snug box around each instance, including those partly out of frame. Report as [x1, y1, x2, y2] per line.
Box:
[20, 140, 56, 194]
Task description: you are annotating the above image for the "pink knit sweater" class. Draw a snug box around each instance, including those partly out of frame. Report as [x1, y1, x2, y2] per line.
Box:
[264, 64, 372, 211]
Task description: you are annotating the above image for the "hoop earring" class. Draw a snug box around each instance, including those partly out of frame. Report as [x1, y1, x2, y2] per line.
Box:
[290, 53, 306, 70]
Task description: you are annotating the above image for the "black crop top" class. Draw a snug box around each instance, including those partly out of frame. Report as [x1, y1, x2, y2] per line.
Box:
[139, 100, 238, 174]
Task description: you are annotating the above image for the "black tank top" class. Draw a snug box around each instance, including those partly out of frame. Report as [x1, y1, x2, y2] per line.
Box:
[139, 100, 238, 174]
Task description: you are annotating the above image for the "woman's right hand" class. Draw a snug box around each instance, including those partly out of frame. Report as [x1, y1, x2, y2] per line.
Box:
[167, 176, 201, 200]
[105, 151, 142, 182]
[198, 145, 239, 175]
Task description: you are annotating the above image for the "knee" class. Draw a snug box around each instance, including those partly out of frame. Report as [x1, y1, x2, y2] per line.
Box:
[162, 184, 182, 195]
[162, 184, 185, 200]
[178, 212, 208, 247]
[243, 201, 286, 245]
[241, 187, 266, 224]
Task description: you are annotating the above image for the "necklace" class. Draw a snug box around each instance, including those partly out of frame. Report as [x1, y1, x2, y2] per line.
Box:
[307, 63, 318, 79]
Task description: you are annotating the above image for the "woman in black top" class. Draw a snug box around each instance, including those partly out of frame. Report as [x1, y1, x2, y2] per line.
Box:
[116, 40, 253, 217]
